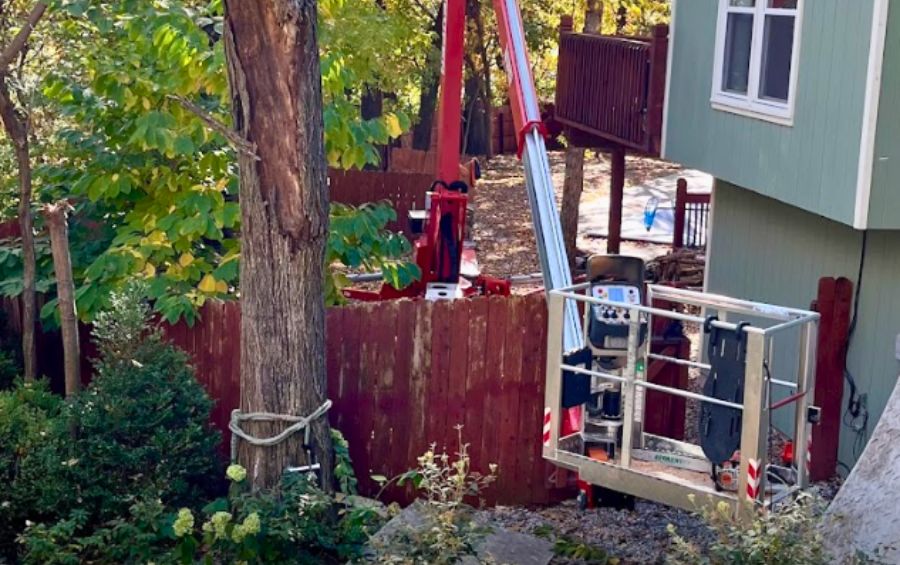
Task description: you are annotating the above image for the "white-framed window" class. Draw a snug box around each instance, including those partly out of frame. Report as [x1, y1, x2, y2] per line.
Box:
[711, 0, 802, 125]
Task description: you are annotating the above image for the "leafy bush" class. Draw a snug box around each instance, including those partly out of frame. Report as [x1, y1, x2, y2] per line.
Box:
[0, 284, 223, 563]
[0, 347, 18, 390]
[22, 440, 383, 564]
[0, 309, 21, 389]
[0, 380, 65, 560]
[667, 494, 831, 565]
[371, 426, 499, 564]
[169, 461, 384, 564]
[327, 201, 420, 305]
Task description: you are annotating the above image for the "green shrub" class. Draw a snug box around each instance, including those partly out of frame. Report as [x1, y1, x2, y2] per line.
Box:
[3, 284, 223, 563]
[168, 462, 384, 564]
[0, 380, 66, 560]
[667, 494, 831, 565]
[0, 309, 21, 389]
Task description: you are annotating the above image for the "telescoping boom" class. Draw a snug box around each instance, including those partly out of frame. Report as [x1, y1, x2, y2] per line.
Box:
[436, 0, 582, 352]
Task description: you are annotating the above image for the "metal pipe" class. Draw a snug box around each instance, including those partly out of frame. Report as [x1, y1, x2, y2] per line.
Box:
[648, 284, 815, 321]
[766, 313, 821, 335]
[646, 352, 798, 390]
[551, 289, 765, 334]
[634, 380, 745, 411]
[770, 390, 807, 411]
[559, 363, 626, 383]
[647, 352, 710, 371]
[770, 378, 798, 390]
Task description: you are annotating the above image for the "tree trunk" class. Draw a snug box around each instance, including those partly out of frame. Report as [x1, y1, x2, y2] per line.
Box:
[361, 86, 386, 170]
[42, 202, 80, 396]
[585, 0, 603, 35]
[462, 0, 492, 157]
[223, 0, 334, 491]
[559, 1, 602, 270]
[412, 6, 443, 151]
[561, 146, 584, 269]
[0, 81, 37, 382]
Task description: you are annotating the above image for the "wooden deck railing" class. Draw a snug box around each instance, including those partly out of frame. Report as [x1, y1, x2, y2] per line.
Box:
[555, 20, 668, 155]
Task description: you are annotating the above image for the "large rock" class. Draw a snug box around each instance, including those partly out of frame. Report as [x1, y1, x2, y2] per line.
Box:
[821, 377, 900, 563]
[365, 500, 553, 564]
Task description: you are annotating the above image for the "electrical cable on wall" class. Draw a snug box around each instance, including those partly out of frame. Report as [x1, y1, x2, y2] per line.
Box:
[842, 231, 869, 461]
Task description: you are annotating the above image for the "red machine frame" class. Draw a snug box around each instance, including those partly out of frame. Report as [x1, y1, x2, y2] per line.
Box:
[345, 0, 546, 301]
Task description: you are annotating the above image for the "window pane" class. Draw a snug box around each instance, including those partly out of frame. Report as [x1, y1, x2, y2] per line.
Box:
[759, 15, 795, 101]
[768, 0, 798, 8]
[722, 13, 754, 94]
[729, 0, 756, 6]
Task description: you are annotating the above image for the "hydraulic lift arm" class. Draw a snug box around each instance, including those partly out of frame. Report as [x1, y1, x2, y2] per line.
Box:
[433, 0, 582, 350]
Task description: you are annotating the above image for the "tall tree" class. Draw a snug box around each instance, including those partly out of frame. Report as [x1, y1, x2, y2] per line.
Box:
[0, 1, 47, 381]
[223, 0, 334, 489]
[560, 0, 600, 269]
[411, 3, 443, 151]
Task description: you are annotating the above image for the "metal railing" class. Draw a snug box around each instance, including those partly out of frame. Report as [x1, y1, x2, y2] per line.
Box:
[543, 283, 820, 516]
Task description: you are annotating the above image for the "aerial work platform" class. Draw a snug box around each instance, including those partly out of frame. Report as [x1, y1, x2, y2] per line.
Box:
[543, 281, 820, 516]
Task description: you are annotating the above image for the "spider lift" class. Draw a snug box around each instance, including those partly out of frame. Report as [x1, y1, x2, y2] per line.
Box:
[348, 0, 823, 517]
[347, 0, 580, 352]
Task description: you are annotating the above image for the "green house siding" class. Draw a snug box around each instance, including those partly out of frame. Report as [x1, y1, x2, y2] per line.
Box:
[665, 0, 873, 227]
[708, 181, 900, 467]
[869, 1, 900, 229]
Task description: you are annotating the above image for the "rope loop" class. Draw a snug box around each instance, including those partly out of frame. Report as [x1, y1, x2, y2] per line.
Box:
[229, 400, 332, 462]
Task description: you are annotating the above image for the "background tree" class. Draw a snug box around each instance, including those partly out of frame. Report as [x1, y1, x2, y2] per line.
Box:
[0, 0, 421, 328]
[223, 0, 334, 490]
[560, 0, 600, 269]
[0, 1, 47, 381]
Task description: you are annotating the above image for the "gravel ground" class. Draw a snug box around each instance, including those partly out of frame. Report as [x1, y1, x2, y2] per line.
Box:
[480, 499, 713, 564]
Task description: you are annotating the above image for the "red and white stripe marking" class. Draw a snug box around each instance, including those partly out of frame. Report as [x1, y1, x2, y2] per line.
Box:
[746, 458, 761, 501]
[806, 437, 812, 472]
[543, 408, 552, 446]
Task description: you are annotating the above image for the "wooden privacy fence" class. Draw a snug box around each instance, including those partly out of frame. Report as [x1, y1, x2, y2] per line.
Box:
[328, 169, 431, 239]
[162, 294, 570, 506]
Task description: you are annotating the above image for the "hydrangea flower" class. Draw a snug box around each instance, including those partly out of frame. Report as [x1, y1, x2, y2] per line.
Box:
[226, 464, 247, 482]
[231, 512, 261, 543]
[203, 511, 233, 540]
[173, 508, 194, 538]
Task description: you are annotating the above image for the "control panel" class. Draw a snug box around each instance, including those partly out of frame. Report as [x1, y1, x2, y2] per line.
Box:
[591, 284, 641, 325]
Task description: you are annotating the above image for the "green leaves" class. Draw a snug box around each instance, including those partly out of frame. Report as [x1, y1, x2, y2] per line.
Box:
[326, 202, 420, 304]
[2, 0, 421, 326]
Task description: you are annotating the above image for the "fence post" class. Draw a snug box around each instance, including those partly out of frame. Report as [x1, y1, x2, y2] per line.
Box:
[607, 146, 626, 254]
[673, 178, 687, 249]
[646, 24, 669, 155]
[810, 277, 853, 481]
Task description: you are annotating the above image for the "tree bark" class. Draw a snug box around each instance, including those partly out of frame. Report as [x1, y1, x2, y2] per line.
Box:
[0, 79, 36, 382]
[412, 5, 443, 151]
[462, 0, 492, 157]
[559, 2, 602, 270]
[42, 202, 80, 396]
[0, 2, 47, 383]
[223, 0, 333, 491]
[585, 0, 603, 35]
[561, 146, 585, 269]
[361, 86, 386, 170]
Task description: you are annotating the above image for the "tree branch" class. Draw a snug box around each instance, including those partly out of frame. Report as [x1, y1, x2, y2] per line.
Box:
[166, 94, 259, 160]
[0, 2, 48, 72]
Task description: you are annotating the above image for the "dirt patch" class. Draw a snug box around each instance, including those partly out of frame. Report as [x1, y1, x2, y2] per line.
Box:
[470, 150, 679, 281]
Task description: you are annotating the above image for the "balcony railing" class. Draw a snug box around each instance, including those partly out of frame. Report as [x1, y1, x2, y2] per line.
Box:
[555, 22, 668, 156]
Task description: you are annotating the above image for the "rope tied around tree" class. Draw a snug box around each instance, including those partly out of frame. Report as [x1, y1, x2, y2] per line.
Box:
[228, 400, 332, 463]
